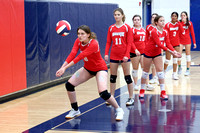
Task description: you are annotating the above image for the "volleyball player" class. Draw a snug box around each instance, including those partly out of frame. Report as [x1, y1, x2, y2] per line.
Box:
[146, 13, 159, 85]
[139, 16, 181, 100]
[104, 8, 134, 106]
[178, 11, 197, 76]
[56, 25, 124, 120]
[130, 15, 155, 91]
[164, 12, 184, 80]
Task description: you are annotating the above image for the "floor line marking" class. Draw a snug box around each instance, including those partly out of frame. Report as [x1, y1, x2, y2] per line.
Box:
[50, 90, 127, 130]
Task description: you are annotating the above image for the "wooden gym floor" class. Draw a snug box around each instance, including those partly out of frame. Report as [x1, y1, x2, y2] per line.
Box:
[0, 51, 200, 133]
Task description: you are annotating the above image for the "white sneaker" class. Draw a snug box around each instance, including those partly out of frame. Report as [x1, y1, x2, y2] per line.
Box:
[178, 67, 182, 75]
[134, 85, 139, 91]
[184, 70, 190, 76]
[116, 108, 124, 121]
[146, 84, 155, 91]
[126, 98, 134, 106]
[65, 109, 81, 119]
[172, 74, 179, 80]
[149, 76, 159, 84]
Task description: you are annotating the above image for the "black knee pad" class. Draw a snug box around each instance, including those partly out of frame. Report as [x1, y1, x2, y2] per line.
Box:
[99, 90, 111, 101]
[65, 82, 75, 92]
[110, 75, 117, 83]
[125, 75, 133, 84]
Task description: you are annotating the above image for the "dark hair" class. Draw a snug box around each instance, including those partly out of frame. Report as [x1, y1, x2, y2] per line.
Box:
[132, 14, 142, 21]
[151, 13, 159, 18]
[114, 8, 126, 22]
[77, 25, 97, 39]
[171, 12, 178, 18]
[180, 11, 189, 26]
[154, 15, 163, 25]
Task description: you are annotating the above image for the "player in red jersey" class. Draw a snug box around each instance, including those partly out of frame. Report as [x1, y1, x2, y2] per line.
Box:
[146, 13, 159, 85]
[178, 11, 197, 76]
[139, 16, 181, 100]
[130, 15, 155, 91]
[164, 12, 185, 80]
[56, 25, 124, 121]
[104, 8, 134, 106]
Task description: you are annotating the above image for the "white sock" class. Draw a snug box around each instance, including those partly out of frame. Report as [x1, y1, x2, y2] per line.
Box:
[160, 84, 165, 91]
[141, 84, 146, 90]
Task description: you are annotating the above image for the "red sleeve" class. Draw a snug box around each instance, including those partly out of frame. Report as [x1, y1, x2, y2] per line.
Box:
[189, 21, 196, 44]
[125, 25, 133, 57]
[165, 32, 175, 51]
[146, 26, 149, 41]
[73, 40, 98, 64]
[65, 38, 79, 63]
[178, 21, 185, 34]
[164, 23, 169, 31]
[131, 30, 136, 51]
[105, 27, 112, 56]
[151, 30, 169, 51]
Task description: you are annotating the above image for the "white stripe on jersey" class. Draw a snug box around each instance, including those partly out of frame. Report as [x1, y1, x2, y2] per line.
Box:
[170, 27, 179, 31]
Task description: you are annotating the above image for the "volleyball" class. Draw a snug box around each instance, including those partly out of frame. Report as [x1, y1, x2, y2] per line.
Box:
[56, 20, 71, 36]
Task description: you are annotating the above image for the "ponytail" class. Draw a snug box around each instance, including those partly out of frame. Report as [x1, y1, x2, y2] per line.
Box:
[90, 32, 97, 40]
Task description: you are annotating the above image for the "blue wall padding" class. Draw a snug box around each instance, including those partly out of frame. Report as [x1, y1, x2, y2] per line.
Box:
[25, 1, 118, 87]
[190, 0, 200, 51]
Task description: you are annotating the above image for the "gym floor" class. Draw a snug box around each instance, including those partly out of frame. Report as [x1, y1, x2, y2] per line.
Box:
[0, 51, 200, 133]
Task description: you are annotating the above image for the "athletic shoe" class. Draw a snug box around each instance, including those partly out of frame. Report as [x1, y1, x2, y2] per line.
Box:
[184, 70, 190, 76]
[146, 84, 155, 91]
[139, 89, 145, 99]
[178, 67, 182, 75]
[126, 98, 134, 106]
[115, 108, 124, 121]
[160, 90, 168, 100]
[172, 73, 179, 80]
[149, 76, 158, 84]
[134, 85, 139, 91]
[65, 109, 81, 119]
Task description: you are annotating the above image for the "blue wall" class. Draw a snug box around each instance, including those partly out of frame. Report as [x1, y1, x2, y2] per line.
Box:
[25, 1, 118, 87]
[190, 0, 200, 51]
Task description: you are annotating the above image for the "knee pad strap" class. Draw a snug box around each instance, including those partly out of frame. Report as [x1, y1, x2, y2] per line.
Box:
[65, 82, 75, 92]
[99, 90, 111, 101]
[110, 75, 117, 83]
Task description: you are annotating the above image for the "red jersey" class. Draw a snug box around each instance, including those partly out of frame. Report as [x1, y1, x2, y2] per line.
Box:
[66, 38, 107, 71]
[131, 27, 146, 54]
[179, 21, 196, 45]
[146, 24, 156, 42]
[144, 28, 174, 57]
[165, 21, 184, 47]
[105, 23, 133, 60]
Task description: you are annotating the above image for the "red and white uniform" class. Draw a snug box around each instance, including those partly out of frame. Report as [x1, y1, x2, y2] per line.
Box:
[164, 21, 184, 47]
[179, 21, 196, 45]
[105, 23, 133, 60]
[146, 24, 156, 43]
[131, 27, 146, 54]
[66, 38, 107, 71]
[144, 28, 174, 57]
